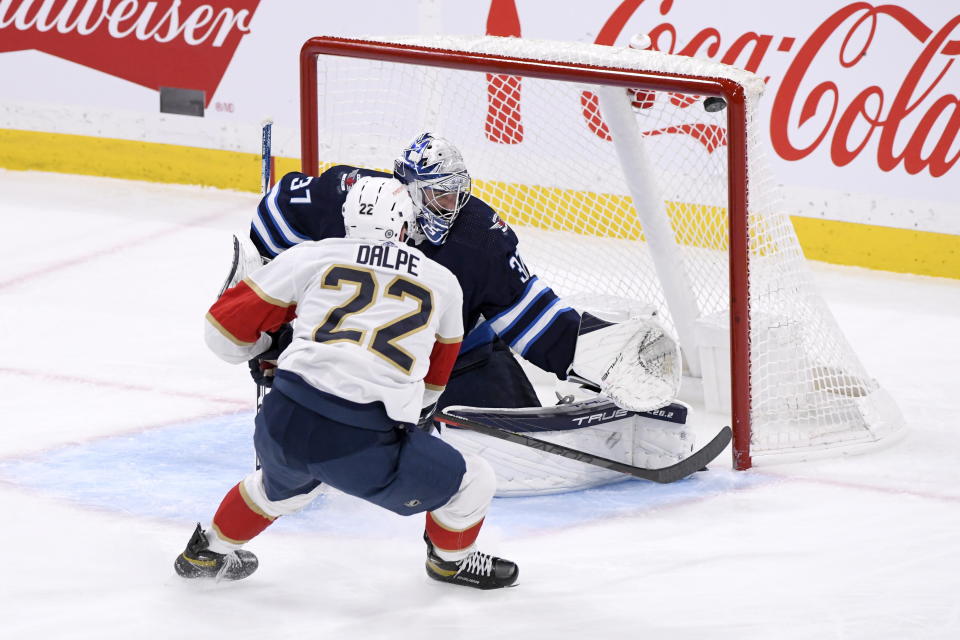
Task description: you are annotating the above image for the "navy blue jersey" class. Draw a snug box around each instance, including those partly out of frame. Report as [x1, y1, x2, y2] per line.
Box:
[250, 167, 580, 378]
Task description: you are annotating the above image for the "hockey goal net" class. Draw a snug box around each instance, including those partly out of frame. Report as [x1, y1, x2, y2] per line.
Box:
[299, 35, 904, 469]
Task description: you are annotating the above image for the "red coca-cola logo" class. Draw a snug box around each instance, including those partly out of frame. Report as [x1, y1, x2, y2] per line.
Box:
[769, 4, 960, 178]
[487, 0, 959, 178]
[0, 0, 261, 107]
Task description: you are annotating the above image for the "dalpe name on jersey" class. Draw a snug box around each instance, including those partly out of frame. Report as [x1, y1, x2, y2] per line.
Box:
[356, 243, 421, 276]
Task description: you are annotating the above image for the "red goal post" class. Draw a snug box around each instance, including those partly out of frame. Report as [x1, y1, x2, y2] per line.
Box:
[298, 35, 904, 470]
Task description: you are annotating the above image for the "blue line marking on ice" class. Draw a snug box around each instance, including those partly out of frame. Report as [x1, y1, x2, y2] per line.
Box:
[0, 412, 768, 538]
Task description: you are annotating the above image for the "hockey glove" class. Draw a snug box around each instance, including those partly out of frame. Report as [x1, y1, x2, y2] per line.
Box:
[416, 401, 440, 434]
[248, 324, 293, 388]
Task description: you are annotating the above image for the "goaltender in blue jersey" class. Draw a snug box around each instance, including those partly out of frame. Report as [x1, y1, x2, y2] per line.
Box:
[249, 132, 581, 411]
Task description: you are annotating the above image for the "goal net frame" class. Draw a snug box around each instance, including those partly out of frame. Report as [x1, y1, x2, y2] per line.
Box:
[297, 35, 902, 471]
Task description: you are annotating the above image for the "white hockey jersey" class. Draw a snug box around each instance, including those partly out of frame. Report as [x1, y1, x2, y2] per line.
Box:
[205, 237, 464, 425]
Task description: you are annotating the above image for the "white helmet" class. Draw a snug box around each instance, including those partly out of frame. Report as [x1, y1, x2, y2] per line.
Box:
[342, 176, 415, 242]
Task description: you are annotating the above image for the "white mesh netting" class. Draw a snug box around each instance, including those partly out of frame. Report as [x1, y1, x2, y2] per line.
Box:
[306, 35, 904, 462]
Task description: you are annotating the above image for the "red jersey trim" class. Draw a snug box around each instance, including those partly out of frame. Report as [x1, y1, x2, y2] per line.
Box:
[424, 339, 461, 387]
[208, 280, 296, 344]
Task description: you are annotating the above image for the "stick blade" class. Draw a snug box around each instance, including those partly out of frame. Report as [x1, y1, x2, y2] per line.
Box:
[437, 406, 731, 484]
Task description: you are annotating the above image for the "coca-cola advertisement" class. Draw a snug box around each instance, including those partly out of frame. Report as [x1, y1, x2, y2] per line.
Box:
[0, 0, 957, 238]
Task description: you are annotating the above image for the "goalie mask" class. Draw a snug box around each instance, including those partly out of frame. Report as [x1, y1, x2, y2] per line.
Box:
[342, 176, 415, 243]
[393, 132, 472, 245]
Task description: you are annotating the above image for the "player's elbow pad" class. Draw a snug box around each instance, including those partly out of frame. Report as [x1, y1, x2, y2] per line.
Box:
[204, 321, 271, 364]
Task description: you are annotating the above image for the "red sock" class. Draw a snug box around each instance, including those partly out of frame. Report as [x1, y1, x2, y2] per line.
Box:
[211, 483, 276, 545]
[425, 512, 484, 555]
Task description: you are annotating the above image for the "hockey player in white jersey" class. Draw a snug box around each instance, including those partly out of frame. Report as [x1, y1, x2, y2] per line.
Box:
[175, 176, 518, 589]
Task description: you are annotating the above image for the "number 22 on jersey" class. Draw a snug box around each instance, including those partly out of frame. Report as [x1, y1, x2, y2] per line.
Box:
[312, 265, 433, 374]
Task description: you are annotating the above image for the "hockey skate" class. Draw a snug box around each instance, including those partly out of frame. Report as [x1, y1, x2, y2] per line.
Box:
[424, 533, 518, 590]
[174, 523, 259, 581]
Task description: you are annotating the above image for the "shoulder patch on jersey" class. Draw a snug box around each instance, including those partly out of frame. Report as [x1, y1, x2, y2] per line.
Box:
[489, 211, 509, 234]
[338, 169, 361, 193]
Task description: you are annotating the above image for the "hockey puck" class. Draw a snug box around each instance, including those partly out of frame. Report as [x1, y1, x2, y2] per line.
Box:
[703, 97, 727, 112]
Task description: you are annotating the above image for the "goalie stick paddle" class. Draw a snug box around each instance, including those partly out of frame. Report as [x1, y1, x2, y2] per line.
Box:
[436, 410, 732, 484]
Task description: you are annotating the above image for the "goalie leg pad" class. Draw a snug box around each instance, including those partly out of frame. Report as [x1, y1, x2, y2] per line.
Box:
[440, 399, 697, 496]
[629, 407, 696, 469]
[443, 427, 627, 496]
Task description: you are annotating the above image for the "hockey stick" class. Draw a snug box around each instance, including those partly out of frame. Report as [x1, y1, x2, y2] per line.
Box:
[217, 235, 242, 298]
[260, 119, 274, 196]
[435, 409, 732, 484]
[251, 120, 275, 470]
[255, 119, 274, 417]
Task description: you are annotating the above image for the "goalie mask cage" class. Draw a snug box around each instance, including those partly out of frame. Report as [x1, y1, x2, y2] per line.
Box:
[299, 35, 905, 470]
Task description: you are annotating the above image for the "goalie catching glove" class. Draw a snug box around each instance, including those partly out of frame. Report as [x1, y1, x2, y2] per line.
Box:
[568, 311, 682, 412]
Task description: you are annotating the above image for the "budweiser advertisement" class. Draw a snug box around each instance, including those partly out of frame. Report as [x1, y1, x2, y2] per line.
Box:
[0, 0, 956, 234]
[0, 0, 263, 106]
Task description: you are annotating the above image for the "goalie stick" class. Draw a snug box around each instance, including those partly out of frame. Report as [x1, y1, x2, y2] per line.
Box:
[436, 408, 732, 484]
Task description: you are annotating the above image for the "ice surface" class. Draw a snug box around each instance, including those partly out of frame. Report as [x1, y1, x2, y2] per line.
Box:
[1, 169, 958, 639]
